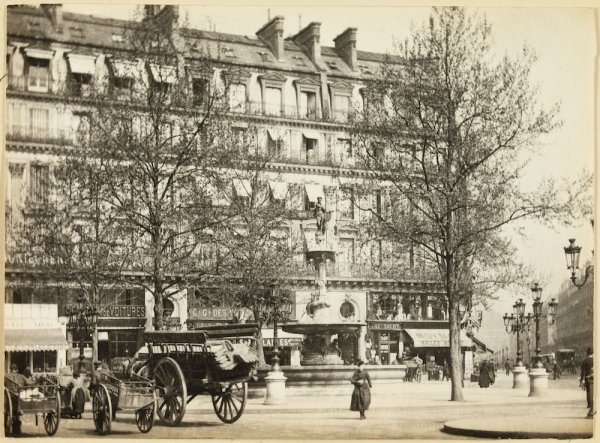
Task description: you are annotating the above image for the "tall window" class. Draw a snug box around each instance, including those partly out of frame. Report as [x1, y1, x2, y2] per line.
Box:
[337, 138, 352, 164]
[339, 238, 355, 276]
[333, 94, 350, 121]
[304, 136, 318, 164]
[299, 91, 317, 119]
[30, 108, 49, 139]
[339, 188, 354, 220]
[29, 163, 49, 205]
[229, 83, 246, 112]
[192, 78, 207, 106]
[27, 58, 50, 92]
[265, 87, 282, 115]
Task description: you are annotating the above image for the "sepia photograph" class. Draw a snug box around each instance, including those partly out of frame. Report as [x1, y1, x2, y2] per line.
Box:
[3, 1, 596, 439]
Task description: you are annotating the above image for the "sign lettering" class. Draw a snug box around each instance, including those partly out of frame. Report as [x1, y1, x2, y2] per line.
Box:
[188, 307, 253, 321]
[368, 322, 403, 330]
[98, 305, 146, 318]
[262, 338, 302, 347]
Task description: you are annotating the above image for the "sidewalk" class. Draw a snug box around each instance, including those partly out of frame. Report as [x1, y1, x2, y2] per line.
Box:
[187, 373, 588, 414]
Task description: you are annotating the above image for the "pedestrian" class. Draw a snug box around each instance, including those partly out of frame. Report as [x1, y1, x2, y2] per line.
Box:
[478, 361, 491, 388]
[553, 360, 561, 380]
[488, 360, 496, 385]
[505, 359, 511, 376]
[580, 347, 593, 418]
[442, 360, 450, 381]
[350, 360, 372, 420]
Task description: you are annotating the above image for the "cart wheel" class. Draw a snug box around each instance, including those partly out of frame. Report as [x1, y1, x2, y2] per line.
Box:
[135, 399, 155, 434]
[211, 382, 247, 424]
[92, 384, 112, 435]
[4, 387, 12, 436]
[72, 387, 86, 416]
[154, 357, 187, 426]
[44, 396, 60, 436]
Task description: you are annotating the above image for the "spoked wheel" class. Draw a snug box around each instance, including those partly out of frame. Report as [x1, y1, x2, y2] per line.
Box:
[211, 382, 247, 424]
[135, 397, 155, 433]
[92, 384, 112, 435]
[44, 396, 60, 436]
[72, 387, 86, 417]
[4, 387, 13, 436]
[154, 357, 187, 426]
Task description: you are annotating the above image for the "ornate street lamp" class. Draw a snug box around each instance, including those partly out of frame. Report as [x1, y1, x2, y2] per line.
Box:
[503, 298, 531, 368]
[564, 238, 594, 289]
[66, 294, 99, 372]
[529, 283, 558, 369]
[257, 286, 293, 372]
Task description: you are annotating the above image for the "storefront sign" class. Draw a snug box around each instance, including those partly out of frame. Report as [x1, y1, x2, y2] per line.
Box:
[98, 305, 145, 318]
[369, 322, 403, 330]
[262, 338, 303, 347]
[188, 307, 252, 321]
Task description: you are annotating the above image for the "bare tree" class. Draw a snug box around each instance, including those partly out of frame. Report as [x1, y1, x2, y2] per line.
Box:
[351, 7, 590, 400]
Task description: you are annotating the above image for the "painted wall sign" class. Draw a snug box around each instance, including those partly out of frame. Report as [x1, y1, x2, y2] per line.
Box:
[98, 305, 146, 318]
[188, 307, 253, 321]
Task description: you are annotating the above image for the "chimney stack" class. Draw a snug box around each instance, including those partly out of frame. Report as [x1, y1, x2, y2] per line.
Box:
[291, 22, 322, 65]
[256, 16, 285, 61]
[334, 28, 357, 71]
[41, 4, 63, 32]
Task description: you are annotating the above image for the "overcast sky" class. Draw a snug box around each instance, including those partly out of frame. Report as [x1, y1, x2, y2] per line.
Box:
[58, 4, 596, 308]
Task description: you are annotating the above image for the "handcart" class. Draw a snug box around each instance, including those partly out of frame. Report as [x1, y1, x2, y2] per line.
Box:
[4, 375, 60, 436]
[403, 360, 422, 383]
[90, 370, 156, 435]
[132, 323, 259, 426]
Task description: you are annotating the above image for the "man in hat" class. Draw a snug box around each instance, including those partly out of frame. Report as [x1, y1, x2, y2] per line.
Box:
[580, 347, 593, 418]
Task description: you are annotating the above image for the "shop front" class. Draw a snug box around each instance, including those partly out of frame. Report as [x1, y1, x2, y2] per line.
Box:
[4, 303, 68, 375]
[261, 329, 304, 366]
[366, 321, 404, 364]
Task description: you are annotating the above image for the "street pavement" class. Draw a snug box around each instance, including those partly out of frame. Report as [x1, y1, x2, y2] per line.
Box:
[11, 373, 593, 439]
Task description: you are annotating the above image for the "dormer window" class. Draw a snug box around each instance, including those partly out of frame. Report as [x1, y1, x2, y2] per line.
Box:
[269, 181, 289, 208]
[358, 64, 374, 75]
[257, 51, 272, 62]
[149, 63, 177, 94]
[222, 47, 236, 58]
[292, 56, 306, 66]
[109, 59, 137, 98]
[111, 33, 124, 43]
[326, 61, 340, 71]
[67, 53, 96, 97]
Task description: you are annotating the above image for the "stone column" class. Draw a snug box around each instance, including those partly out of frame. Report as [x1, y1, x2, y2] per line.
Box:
[357, 326, 367, 361]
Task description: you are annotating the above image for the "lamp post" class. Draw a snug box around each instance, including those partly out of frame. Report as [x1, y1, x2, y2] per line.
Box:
[503, 299, 532, 388]
[260, 286, 293, 405]
[528, 283, 557, 397]
[564, 238, 594, 289]
[66, 294, 99, 373]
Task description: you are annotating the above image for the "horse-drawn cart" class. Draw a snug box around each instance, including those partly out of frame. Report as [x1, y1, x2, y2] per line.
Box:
[133, 323, 259, 426]
[90, 371, 156, 435]
[4, 375, 60, 436]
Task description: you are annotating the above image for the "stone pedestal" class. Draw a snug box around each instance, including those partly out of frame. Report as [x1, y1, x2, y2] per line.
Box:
[264, 370, 287, 405]
[512, 365, 528, 389]
[528, 367, 549, 397]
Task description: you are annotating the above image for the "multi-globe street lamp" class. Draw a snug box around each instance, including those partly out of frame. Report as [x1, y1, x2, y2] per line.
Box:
[66, 294, 99, 373]
[527, 283, 557, 397]
[258, 286, 293, 405]
[503, 298, 532, 388]
[564, 238, 594, 289]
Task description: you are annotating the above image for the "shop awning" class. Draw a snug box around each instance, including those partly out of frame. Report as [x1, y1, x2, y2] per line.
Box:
[67, 53, 96, 75]
[404, 329, 471, 348]
[233, 178, 252, 198]
[304, 184, 324, 203]
[24, 47, 54, 60]
[110, 59, 138, 78]
[149, 64, 177, 83]
[269, 181, 288, 200]
[302, 130, 320, 140]
[5, 328, 68, 352]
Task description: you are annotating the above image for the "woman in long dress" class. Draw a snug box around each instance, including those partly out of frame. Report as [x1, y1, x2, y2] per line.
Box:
[350, 360, 372, 419]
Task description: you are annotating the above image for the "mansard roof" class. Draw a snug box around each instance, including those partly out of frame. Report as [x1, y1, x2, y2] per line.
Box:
[7, 5, 402, 80]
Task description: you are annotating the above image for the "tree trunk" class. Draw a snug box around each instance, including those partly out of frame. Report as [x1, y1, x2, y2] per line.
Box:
[448, 298, 464, 401]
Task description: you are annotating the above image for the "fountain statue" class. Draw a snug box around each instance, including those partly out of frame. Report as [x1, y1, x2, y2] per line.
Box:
[283, 203, 366, 365]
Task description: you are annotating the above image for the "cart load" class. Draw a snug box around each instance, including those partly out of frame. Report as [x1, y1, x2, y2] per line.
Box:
[136, 323, 259, 426]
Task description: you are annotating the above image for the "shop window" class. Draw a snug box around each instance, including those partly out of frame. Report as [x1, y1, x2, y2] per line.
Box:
[340, 301, 355, 319]
[27, 58, 50, 92]
[33, 351, 57, 373]
[109, 330, 138, 358]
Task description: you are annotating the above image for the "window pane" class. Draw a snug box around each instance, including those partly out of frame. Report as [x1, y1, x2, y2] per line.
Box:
[229, 83, 246, 112]
[265, 87, 282, 115]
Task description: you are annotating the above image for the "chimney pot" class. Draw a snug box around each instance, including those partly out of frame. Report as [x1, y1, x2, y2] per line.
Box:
[256, 16, 285, 61]
[291, 22, 322, 65]
[334, 27, 358, 70]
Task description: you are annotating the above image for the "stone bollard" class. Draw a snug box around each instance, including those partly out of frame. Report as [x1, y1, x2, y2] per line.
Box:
[264, 370, 287, 405]
[528, 367, 549, 396]
[512, 365, 528, 389]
